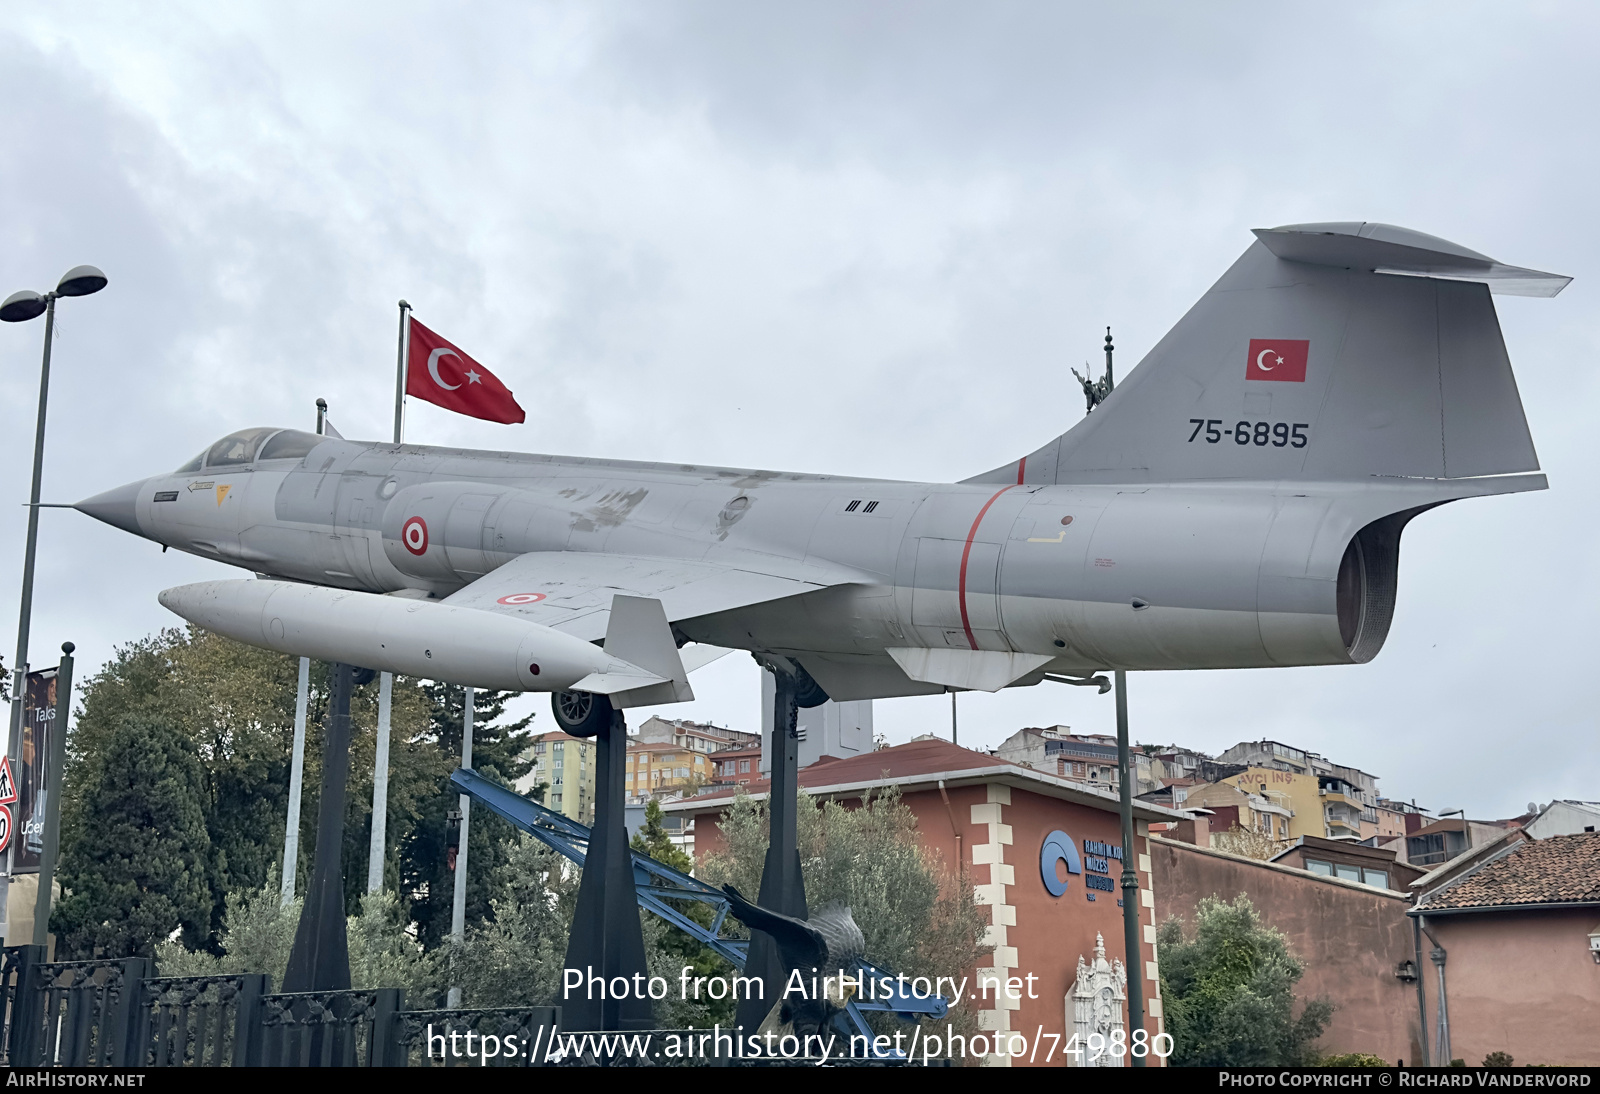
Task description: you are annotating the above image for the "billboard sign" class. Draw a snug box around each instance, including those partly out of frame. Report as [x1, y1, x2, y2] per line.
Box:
[13, 667, 59, 873]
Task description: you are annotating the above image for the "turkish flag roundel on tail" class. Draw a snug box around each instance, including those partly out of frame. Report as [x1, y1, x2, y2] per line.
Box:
[406, 318, 526, 424]
[1245, 338, 1309, 382]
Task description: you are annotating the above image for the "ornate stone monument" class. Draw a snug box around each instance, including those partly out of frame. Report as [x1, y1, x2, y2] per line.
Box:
[1067, 932, 1127, 1067]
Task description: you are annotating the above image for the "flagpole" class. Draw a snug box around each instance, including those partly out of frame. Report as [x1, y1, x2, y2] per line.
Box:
[393, 300, 410, 446]
[369, 300, 410, 896]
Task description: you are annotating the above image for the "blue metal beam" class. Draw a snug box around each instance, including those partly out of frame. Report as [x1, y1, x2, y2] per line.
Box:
[449, 767, 949, 1038]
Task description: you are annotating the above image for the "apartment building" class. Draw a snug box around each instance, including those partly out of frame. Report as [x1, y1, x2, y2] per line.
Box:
[634, 716, 759, 754]
[709, 745, 761, 789]
[1181, 780, 1295, 842]
[518, 730, 596, 825]
[627, 739, 718, 801]
[995, 726, 1168, 794]
[1217, 739, 1382, 840]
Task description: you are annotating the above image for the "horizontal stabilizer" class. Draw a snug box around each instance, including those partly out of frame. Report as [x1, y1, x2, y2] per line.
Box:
[1254, 222, 1570, 297]
[886, 647, 1055, 692]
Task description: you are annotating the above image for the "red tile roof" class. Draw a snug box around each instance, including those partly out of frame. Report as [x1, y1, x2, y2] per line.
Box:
[729, 737, 1011, 800]
[1417, 832, 1600, 911]
[665, 736, 1181, 822]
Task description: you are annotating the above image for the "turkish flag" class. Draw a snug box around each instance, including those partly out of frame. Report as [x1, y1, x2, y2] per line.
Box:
[406, 318, 526, 424]
[1245, 339, 1309, 382]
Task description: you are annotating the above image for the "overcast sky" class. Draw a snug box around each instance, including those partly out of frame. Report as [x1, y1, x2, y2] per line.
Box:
[3, 3, 1595, 819]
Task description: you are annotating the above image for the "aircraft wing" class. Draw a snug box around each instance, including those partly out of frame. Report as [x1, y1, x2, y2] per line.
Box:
[439, 551, 848, 643]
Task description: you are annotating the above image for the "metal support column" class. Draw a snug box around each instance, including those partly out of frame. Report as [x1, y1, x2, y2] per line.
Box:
[736, 663, 809, 1032]
[1114, 669, 1146, 1066]
[283, 662, 354, 992]
[561, 705, 653, 1031]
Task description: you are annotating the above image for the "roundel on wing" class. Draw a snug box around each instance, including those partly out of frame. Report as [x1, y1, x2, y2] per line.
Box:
[402, 516, 429, 556]
[1040, 829, 1081, 897]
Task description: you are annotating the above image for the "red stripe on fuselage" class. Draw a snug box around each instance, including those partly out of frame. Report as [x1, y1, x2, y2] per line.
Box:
[958, 486, 1018, 651]
[1016, 457, 1026, 484]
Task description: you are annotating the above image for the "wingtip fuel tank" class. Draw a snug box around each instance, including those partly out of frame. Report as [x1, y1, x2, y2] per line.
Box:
[157, 579, 665, 695]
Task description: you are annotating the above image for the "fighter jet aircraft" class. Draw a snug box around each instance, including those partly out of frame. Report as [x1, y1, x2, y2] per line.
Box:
[77, 222, 1568, 735]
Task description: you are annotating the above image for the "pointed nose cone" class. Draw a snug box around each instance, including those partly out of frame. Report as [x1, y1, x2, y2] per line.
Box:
[76, 479, 146, 537]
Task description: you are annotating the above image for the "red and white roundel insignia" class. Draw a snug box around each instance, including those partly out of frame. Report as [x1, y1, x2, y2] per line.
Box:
[402, 516, 429, 556]
[497, 592, 547, 606]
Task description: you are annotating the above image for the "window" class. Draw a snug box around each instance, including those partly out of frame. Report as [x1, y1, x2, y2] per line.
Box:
[1305, 859, 1334, 876]
[204, 428, 277, 468]
[1361, 868, 1390, 890]
[739, 760, 750, 774]
[675, 768, 689, 779]
[1334, 863, 1361, 883]
[257, 429, 322, 461]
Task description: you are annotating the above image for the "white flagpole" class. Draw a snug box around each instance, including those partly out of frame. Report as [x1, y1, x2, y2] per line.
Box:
[447, 686, 474, 1007]
[283, 654, 310, 905]
[367, 672, 393, 894]
[369, 300, 411, 895]
[392, 299, 410, 446]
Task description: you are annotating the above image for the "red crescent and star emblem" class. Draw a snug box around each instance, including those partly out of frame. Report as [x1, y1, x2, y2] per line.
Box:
[1246, 339, 1309, 382]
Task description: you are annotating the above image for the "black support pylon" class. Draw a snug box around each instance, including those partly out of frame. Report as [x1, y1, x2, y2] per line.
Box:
[284, 661, 354, 994]
[561, 706, 653, 1032]
[735, 662, 809, 1031]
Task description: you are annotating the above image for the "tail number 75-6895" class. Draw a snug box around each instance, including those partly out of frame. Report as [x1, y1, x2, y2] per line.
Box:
[1187, 419, 1309, 448]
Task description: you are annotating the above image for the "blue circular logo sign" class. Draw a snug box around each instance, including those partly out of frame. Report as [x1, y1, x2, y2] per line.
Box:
[1040, 829, 1082, 897]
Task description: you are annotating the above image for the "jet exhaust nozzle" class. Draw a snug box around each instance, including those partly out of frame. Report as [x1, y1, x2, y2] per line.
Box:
[157, 579, 665, 694]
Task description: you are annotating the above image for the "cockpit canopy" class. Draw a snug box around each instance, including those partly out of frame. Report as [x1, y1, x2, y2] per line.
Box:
[175, 428, 325, 472]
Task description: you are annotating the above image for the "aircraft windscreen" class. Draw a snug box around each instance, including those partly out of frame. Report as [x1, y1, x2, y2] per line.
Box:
[203, 428, 278, 469]
[257, 430, 322, 461]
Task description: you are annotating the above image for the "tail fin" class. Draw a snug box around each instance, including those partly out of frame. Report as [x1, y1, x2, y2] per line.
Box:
[971, 222, 1567, 488]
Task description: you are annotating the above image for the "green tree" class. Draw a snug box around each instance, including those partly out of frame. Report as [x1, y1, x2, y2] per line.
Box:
[698, 786, 990, 1044]
[1158, 894, 1333, 1066]
[155, 874, 301, 981]
[399, 681, 534, 947]
[630, 799, 692, 872]
[156, 873, 441, 999]
[60, 626, 447, 954]
[452, 835, 578, 1007]
[54, 716, 215, 958]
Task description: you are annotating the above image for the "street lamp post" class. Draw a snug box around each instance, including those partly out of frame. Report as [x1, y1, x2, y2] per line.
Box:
[1, 265, 107, 936]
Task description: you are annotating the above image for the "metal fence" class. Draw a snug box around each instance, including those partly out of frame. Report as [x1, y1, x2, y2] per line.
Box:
[0, 946, 556, 1068]
[0, 947, 932, 1067]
